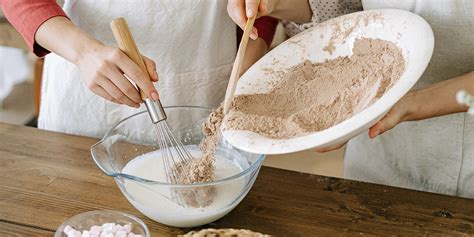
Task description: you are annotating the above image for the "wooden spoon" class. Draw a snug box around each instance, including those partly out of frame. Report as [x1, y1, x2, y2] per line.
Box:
[223, 0, 261, 114]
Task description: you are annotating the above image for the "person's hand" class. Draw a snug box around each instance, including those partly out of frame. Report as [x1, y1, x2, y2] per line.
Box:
[34, 16, 160, 108]
[227, 0, 277, 40]
[77, 42, 159, 108]
[315, 92, 416, 153]
[227, 0, 312, 37]
[368, 92, 415, 139]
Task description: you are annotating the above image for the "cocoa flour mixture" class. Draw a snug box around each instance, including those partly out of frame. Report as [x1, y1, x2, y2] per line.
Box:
[172, 106, 224, 207]
[223, 38, 405, 139]
[173, 37, 405, 206]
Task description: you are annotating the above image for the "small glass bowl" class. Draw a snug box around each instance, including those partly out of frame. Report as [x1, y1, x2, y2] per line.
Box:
[54, 210, 150, 237]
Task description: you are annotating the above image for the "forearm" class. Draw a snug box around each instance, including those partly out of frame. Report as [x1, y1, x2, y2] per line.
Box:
[240, 37, 268, 75]
[271, 0, 312, 23]
[406, 71, 474, 121]
[35, 16, 102, 64]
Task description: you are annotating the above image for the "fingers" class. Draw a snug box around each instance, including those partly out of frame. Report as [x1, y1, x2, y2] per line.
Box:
[258, 0, 270, 15]
[250, 27, 258, 40]
[245, 0, 260, 40]
[314, 143, 346, 153]
[227, 0, 248, 30]
[96, 75, 140, 108]
[227, 0, 259, 39]
[368, 110, 402, 139]
[142, 55, 159, 82]
[112, 49, 159, 100]
[90, 84, 120, 104]
[99, 62, 142, 104]
[245, 0, 259, 18]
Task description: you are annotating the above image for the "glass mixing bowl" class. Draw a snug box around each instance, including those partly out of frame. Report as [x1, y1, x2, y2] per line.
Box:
[91, 106, 265, 228]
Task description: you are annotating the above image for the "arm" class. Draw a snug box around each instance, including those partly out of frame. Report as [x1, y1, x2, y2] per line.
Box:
[315, 72, 474, 153]
[227, 0, 311, 39]
[239, 16, 278, 74]
[0, 0, 67, 56]
[369, 71, 474, 138]
[241, 37, 268, 74]
[1, 1, 159, 108]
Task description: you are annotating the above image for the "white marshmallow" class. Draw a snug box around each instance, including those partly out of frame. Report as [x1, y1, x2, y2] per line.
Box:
[99, 232, 112, 237]
[82, 230, 91, 237]
[123, 224, 132, 233]
[90, 225, 102, 235]
[102, 223, 116, 232]
[116, 230, 128, 237]
[64, 225, 75, 235]
[68, 230, 82, 237]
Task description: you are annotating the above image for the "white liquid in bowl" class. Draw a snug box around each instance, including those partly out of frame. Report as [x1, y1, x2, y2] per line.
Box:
[120, 145, 248, 227]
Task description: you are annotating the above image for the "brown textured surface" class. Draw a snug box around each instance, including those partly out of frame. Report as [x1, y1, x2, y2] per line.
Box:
[180, 228, 269, 237]
[1, 123, 474, 236]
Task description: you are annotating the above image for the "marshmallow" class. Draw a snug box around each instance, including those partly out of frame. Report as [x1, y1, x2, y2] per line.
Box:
[68, 230, 82, 237]
[64, 225, 75, 235]
[123, 224, 132, 233]
[90, 225, 102, 235]
[102, 223, 116, 232]
[100, 233, 114, 237]
[82, 230, 91, 237]
[115, 230, 127, 237]
[62, 222, 142, 237]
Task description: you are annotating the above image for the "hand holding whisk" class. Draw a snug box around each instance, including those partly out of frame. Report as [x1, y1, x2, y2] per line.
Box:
[110, 18, 200, 207]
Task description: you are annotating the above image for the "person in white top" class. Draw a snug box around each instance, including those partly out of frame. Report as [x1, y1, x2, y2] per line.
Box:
[228, 0, 474, 197]
[2, 1, 274, 138]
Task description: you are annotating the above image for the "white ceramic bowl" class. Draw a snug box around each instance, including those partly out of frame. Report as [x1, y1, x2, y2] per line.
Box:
[222, 9, 434, 154]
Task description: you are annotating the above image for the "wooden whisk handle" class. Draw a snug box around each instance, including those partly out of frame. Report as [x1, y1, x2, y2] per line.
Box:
[110, 18, 149, 100]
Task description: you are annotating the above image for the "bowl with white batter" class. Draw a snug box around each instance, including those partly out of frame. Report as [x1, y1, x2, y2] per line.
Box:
[91, 106, 265, 228]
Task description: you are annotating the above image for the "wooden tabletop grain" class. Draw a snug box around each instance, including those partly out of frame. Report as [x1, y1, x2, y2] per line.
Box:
[1, 123, 474, 236]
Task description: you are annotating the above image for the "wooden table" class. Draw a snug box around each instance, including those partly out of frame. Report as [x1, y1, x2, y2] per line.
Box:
[1, 123, 474, 236]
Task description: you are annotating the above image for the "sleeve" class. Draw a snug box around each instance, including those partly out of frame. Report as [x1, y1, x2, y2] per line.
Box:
[0, 0, 68, 57]
[283, 0, 363, 37]
[253, 16, 278, 47]
[237, 16, 278, 48]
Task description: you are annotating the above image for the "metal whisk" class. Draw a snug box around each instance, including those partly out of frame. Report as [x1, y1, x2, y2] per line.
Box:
[111, 18, 195, 206]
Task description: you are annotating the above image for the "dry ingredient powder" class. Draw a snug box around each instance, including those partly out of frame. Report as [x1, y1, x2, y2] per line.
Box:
[222, 38, 405, 139]
[172, 106, 224, 207]
[173, 37, 405, 207]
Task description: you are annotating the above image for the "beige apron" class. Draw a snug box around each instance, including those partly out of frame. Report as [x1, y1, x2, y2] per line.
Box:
[345, 0, 474, 197]
[39, 0, 236, 138]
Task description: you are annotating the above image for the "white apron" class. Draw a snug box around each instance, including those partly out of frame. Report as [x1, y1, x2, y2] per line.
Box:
[345, 0, 474, 197]
[38, 0, 236, 139]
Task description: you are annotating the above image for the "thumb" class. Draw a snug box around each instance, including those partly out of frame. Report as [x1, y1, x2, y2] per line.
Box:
[368, 110, 403, 139]
[142, 55, 158, 82]
[245, 0, 259, 18]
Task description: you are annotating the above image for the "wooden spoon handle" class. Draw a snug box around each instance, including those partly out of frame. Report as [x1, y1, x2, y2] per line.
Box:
[223, 0, 261, 114]
[110, 18, 148, 100]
